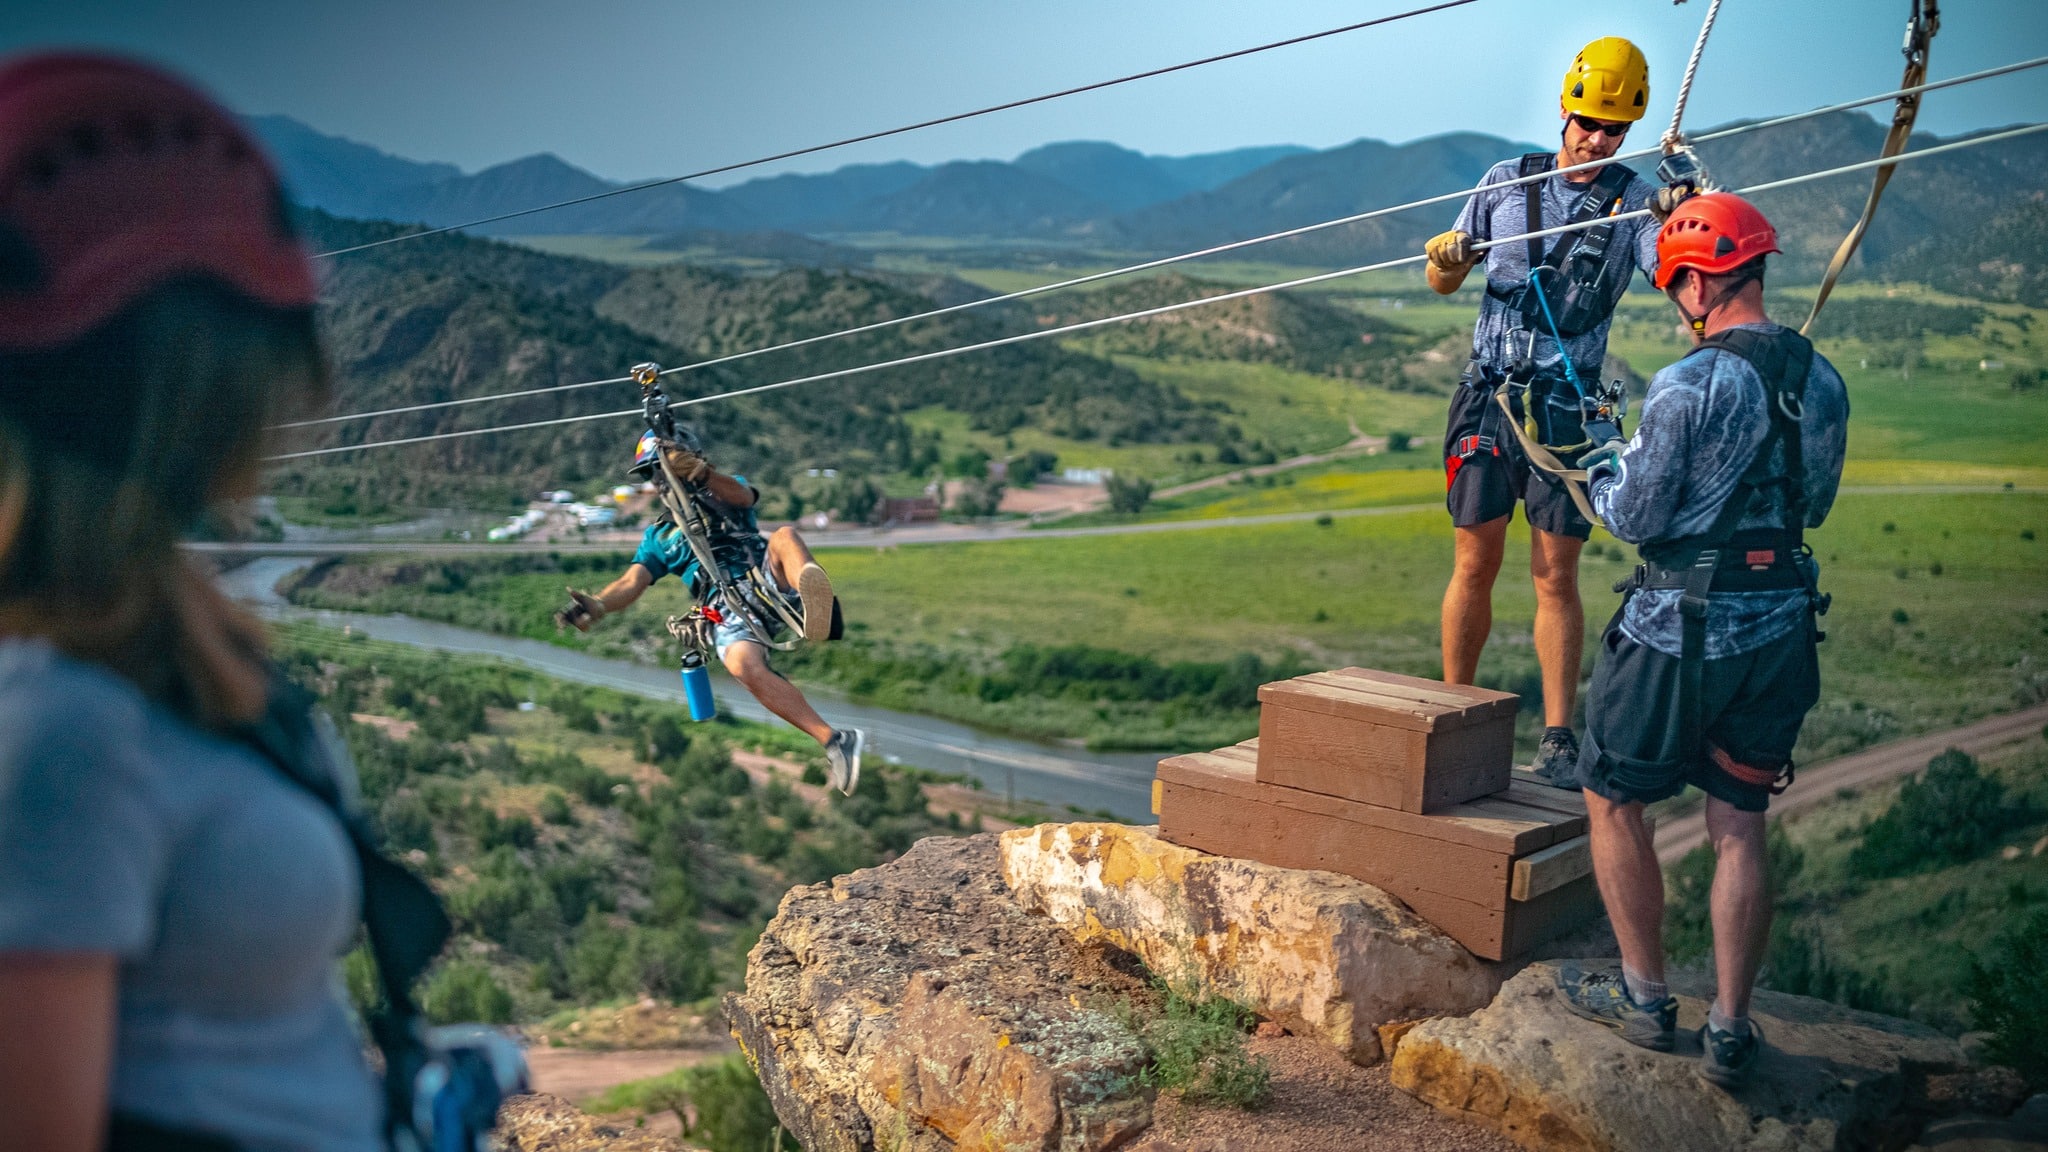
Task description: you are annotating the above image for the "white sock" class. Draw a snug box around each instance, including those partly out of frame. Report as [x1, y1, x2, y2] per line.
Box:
[1707, 1001, 1750, 1036]
[1622, 964, 1667, 1006]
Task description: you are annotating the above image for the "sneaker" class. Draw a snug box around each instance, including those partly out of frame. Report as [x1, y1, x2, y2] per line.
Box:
[823, 728, 863, 796]
[1532, 727, 1582, 790]
[797, 563, 835, 643]
[1555, 964, 1677, 1052]
[1698, 1020, 1763, 1089]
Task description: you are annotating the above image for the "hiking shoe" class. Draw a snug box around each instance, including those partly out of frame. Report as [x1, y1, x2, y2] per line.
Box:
[798, 562, 834, 643]
[1532, 727, 1582, 790]
[1555, 964, 1677, 1051]
[824, 728, 863, 796]
[1699, 1020, 1763, 1089]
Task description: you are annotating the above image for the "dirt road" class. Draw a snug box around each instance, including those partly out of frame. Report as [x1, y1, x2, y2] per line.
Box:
[1654, 702, 2048, 864]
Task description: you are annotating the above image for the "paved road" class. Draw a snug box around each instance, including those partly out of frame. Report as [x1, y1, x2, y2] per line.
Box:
[1654, 702, 2048, 863]
[190, 483, 2040, 557]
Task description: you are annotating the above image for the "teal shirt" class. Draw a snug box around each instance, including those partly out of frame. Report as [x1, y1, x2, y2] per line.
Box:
[631, 478, 763, 600]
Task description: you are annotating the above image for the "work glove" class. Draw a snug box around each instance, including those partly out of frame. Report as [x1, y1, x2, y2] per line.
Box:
[1578, 415, 1627, 487]
[554, 588, 607, 633]
[659, 444, 712, 485]
[1425, 229, 1481, 272]
[1649, 184, 1695, 225]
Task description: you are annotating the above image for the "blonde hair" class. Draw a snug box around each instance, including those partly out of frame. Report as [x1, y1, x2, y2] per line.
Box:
[0, 279, 326, 728]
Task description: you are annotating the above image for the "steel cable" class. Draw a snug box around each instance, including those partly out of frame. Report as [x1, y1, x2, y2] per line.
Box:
[280, 54, 2048, 433]
[1664, 0, 1726, 152]
[310, 0, 1483, 260]
[264, 120, 2048, 463]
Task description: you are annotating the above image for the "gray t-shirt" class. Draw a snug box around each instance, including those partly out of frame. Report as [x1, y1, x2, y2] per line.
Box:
[1590, 323, 1850, 659]
[1452, 156, 1660, 384]
[0, 640, 382, 1151]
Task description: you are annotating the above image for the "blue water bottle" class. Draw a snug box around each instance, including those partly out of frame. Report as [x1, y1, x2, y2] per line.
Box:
[680, 650, 716, 722]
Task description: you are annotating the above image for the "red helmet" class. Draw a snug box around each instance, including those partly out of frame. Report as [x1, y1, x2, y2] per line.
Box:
[1652, 192, 1780, 289]
[0, 53, 317, 351]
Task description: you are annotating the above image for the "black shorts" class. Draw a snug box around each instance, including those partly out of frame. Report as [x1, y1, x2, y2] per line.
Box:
[1577, 619, 1821, 812]
[1442, 379, 1591, 540]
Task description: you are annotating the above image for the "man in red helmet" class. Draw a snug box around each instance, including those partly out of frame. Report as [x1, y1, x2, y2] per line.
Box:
[1554, 193, 1847, 1090]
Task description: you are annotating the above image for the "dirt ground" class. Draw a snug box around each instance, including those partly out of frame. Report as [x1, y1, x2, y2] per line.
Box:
[1140, 1035, 1518, 1152]
[525, 1046, 725, 1102]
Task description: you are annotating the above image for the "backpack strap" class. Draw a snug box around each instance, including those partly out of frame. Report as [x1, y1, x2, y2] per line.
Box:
[238, 674, 451, 1152]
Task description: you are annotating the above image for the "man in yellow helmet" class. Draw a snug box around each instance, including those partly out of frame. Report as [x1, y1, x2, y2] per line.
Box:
[1425, 37, 1663, 787]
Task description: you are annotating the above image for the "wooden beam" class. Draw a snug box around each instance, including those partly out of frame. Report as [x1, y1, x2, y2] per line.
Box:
[1508, 815, 1657, 902]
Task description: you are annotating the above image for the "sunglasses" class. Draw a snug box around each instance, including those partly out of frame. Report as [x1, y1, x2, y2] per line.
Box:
[1569, 113, 1632, 138]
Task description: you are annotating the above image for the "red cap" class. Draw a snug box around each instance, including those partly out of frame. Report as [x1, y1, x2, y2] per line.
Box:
[0, 53, 317, 351]
[1652, 192, 1781, 290]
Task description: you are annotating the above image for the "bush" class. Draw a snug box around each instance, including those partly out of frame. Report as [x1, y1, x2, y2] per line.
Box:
[1849, 750, 2032, 878]
[1387, 431, 1414, 452]
[1969, 910, 2048, 1087]
[1105, 472, 1154, 515]
[422, 960, 514, 1025]
[668, 1055, 796, 1152]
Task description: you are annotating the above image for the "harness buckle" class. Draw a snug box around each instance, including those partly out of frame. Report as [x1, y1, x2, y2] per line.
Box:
[1680, 549, 1719, 618]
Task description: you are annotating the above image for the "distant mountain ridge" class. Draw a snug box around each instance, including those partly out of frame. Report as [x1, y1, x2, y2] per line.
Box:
[258, 112, 2048, 291]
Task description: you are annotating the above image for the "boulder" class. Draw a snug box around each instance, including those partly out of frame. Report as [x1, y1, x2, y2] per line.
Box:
[1000, 822, 1497, 1063]
[725, 834, 1154, 1152]
[1390, 961, 1975, 1152]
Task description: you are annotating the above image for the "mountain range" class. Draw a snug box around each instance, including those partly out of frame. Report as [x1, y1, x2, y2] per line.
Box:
[254, 110, 2048, 288]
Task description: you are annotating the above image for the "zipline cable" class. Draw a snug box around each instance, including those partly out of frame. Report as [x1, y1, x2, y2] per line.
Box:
[310, 0, 1483, 260]
[281, 54, 2048, 432]
[264, 120, 2048, 463]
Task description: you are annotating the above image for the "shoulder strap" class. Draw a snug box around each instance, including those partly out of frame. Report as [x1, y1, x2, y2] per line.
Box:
[1694, 327, 1815, 538]
[1537, 162, 1637, 271]
[1519, 153, 1552, 273]
[239, 675, 450, 1149]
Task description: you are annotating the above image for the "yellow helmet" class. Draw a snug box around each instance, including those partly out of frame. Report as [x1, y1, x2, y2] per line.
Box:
[1561, 37, 1650, 123]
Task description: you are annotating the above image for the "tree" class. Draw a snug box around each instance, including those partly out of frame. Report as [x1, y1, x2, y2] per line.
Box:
[1106, 473, 1154, 515]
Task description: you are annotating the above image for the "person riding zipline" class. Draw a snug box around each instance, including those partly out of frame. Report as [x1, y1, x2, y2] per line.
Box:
[554, 430, 865, 795]
[1424, 37, 1676, 787]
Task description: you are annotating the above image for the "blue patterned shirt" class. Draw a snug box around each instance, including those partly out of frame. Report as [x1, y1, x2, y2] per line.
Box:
[1590, 324, 1849, 658]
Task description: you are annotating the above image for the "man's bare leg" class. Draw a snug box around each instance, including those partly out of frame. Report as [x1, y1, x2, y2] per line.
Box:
[1442, 517, 1509, 684]
[1705, 797, 1772, 1020]
[722, 640, 833, 745]
[1585, 789, 1665, 984]
[1529, 527, 1586, 729]
[763, 524, 818, 591]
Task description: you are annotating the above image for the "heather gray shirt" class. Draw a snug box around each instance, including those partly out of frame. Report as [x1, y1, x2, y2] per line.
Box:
[0, 640, 382, 1151]
[1452, 156, 1660, 384]
[1590, 324, 1850, 659]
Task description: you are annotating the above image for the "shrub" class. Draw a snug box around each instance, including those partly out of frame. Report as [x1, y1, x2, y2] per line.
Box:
[1849, 750, 2032, 878]
[539, 789, 574, 826]
[377, 792, 437, 856]
[1387, 431, 1414, 452]
[422, 960, 514, 1025]
[670, 1055, 796, 1152]
[1762, 923, 1901, 1015]
[1969, 910, 2048, 1087]
[1105, 472, 1154, 515]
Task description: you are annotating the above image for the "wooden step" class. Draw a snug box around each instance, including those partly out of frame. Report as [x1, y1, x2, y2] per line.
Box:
[1255, 667, 1518, 813]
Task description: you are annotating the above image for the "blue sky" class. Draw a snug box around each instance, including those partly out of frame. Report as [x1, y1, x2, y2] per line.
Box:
[5, 0, 2044, 185]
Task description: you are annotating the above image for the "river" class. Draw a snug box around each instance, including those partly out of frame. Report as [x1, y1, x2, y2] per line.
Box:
[219, 558, 1158, 820]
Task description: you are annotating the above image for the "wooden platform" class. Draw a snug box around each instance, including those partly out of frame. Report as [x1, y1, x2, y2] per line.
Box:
[1156, 740, 1602, 961]
[1256, 668, 1518, 813]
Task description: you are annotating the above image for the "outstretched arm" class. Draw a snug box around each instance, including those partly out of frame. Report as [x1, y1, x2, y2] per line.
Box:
[0, 952, 117, 1152]
[557, 564, 656, 632]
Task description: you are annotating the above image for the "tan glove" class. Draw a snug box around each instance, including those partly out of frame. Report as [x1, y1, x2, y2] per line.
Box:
[660, 444, 711, 485]
[1425, 229, 1481, 272]
[554, 588, 608, 632]
[1649, 184, 1695, 225]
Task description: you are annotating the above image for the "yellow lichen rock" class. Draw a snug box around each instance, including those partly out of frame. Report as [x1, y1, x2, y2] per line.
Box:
[1000, 822, 1498, 1063]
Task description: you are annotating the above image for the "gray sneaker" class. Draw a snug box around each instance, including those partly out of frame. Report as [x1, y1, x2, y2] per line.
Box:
[1532, 727, 1582, 790]
[1699, 1020, 1763, 1089]
[1555, 964, 1677, 1052]
[824, 728, 863, 796]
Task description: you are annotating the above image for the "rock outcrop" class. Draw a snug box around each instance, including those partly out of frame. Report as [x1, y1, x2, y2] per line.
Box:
[1390, 961, 1976, 1152]
[724, 834, 1155, 1152]
[1000, 822, 1498, 1063]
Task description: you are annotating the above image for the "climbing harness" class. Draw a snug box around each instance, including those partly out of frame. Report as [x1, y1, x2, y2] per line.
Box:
[1613, 328, 1829, 791]
[632, 363, 808, 660]
[1802, 0, 1939, 335]
[1488, 153, 1637, 341]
